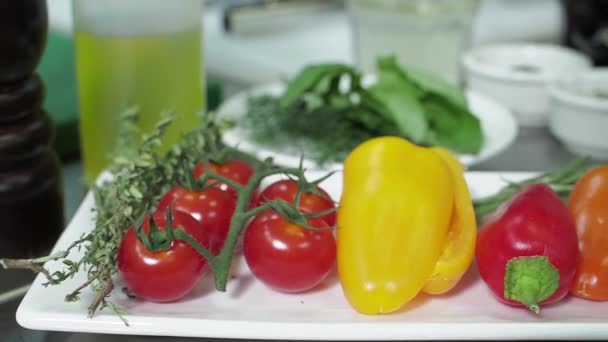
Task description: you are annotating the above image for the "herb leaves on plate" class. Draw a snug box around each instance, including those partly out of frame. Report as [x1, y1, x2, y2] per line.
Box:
[242, 55, 483, 165]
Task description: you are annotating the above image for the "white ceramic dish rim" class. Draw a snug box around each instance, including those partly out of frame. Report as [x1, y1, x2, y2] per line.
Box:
[548, 69, 608, 111]
[463, 43, 592, 84]
[14, 171, 608, 340]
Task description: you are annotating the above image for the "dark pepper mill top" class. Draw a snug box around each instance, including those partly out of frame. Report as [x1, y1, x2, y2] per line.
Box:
[0, 0, 64, 259]
[0, 1, 48, 84]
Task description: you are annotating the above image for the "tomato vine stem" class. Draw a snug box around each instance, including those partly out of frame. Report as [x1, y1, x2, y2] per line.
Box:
[197, 170, 244, 191]
[171, 160, 333, 292]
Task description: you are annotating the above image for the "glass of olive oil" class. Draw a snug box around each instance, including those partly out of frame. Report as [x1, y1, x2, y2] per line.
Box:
[72, 0, 206, 180]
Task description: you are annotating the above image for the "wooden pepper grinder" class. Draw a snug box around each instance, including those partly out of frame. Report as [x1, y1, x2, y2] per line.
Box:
[0, 0, 65, 258]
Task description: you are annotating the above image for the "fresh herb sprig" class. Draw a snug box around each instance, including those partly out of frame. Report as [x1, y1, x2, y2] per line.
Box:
[473, 156, 591, 219]
[0, 110, 228, 321]
[0, 109, 334, 323]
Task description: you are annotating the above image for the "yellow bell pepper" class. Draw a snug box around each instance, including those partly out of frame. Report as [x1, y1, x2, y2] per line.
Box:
[423, 147, 477, 295]
[337, 137, 476, 314]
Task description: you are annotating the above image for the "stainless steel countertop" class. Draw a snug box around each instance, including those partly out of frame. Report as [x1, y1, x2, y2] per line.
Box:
[0, 126, 601, 342]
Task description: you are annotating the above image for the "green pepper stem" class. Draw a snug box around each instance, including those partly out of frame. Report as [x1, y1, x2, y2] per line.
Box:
[528, 304, 540, 315]
[504, 256, 560, 315]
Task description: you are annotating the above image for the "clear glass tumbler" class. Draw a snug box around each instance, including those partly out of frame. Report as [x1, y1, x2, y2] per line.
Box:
[72, 0, 206, 180]
[348, 0, 480, 85]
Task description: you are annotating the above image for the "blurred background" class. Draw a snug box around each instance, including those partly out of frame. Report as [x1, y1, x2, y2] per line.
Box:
[2, 0, 608, 340]
[40, 0, 606, 165]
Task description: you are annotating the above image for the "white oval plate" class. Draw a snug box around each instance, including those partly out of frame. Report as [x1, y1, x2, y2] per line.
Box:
[217, 83, 518, 170]
[15, 171, 608, 340]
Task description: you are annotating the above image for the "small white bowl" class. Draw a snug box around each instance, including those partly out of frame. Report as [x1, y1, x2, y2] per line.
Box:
[463, 44, 592, 127]
[548, 69, 608, 160]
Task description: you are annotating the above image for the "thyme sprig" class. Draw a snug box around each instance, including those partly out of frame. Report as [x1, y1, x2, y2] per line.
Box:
[1, 109, 229, 320]
[473, 156, 591, 219]
[0, 108, 335, 323]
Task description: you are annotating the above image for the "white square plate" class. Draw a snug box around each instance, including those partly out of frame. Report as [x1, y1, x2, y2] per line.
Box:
[15, 171, 608, 340]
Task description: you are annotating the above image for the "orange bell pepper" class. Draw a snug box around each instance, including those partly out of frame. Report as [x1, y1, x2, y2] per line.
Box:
[569, 166, 608, 301]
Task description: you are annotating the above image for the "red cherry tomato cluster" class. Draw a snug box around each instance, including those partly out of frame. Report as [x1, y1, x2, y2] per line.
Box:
[117, 160, 337, 302]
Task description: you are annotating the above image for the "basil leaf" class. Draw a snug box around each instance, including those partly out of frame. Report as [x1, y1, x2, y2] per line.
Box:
[375, 56, 425, 99]
[422, 95, 483, 154]
[406, 67, 468, 108]
[280, 64, 355, 108]
[365, 56, 427, 143]
[344, 106, 399, 135]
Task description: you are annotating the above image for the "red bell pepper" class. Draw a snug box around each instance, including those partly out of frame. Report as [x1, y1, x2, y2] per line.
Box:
[476, 184, 579, 314]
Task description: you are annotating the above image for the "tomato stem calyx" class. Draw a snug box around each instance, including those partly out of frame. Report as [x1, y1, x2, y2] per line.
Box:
[134, 207, 176, 252]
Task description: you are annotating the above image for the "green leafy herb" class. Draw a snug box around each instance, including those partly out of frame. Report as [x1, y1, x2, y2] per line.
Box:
[241, 55, 484, 165]
[245, 95, 378, 164]
[407, 67, 468, 108]
[422, 95, 483, 154]
[280, 64, 355, 108]
[366, 57, 427, 143]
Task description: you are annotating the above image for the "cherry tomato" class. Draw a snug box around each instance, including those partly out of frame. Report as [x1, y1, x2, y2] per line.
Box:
[255, 180, 336, 227]
[117, 210, 209, 302]
[243, 211, 336, 293]
[157, 186, 236, 253]
[193, 159, 258, 208]
[569, 166, 608, 301]
[193, 159, 255, 189]
[250, 209, 281, 224]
